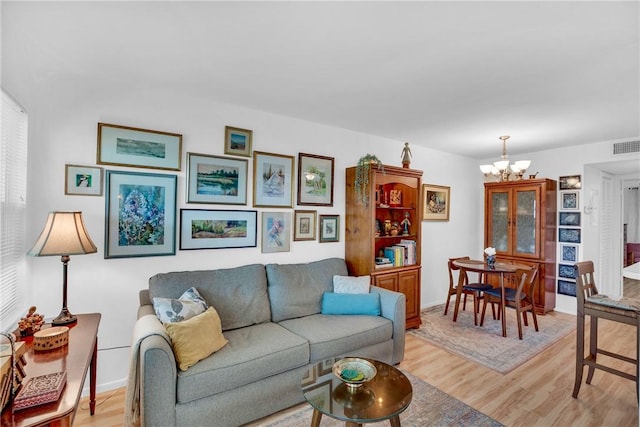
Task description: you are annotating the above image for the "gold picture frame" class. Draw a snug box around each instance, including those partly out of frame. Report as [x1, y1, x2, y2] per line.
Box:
[422, 184, 450, 221]
[224, 126, 253, 157]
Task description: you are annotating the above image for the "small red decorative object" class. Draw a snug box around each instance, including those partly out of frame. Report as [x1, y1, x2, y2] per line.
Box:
[18, 306, 45, 337]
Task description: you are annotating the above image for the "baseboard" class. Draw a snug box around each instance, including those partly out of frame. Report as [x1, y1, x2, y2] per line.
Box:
[82, 377, 127, 397]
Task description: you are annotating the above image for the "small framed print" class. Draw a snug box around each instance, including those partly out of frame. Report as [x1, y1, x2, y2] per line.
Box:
[65, 164, 103, 196]
[423, 184, 450, 221]
[253, 151, 294, 208]
[560, 244, 579, 263]
[558, 279, 577, 297]
[558, 263, 577, 279]
[559, 175, 581, 190]
[561, 191, 579, 210]
[559, 211, 581, 226]
[261, 211, 291, 253]
[97, 122, 182, 171]
[559, 227, 581, 243]
[186, 153, 248, 205]
[224, 126, 252, 157]
[319, 214, 340, 243]
[179, 209, 257, 250]
[297, 153, 335, 206]
[294, 210, 316, 241]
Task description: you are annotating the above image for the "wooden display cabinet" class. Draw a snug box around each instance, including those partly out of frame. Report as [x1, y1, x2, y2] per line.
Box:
[484, 178, 557, 313]
[345, 164, 422, 328]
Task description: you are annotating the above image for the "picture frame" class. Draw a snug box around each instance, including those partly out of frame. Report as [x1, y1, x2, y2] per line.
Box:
[559, 227, 581, 243]
[422, 184, 450, 221]
[559, 175, 582, 190]
[64, 164, 103, 196]
[301, 365, 317, 387]
[319, 214, 340, 243]
[97, 122, 182, 171]
[293, 210, 317, 241]
[302, 380, 332, 412]
[224, 126, 252, 158]
[253, 151, 294, 208]
[179, 209, 257, 250]
[297, 153, 335, 206]
[560, 244, 579, 263]
[186, 153, 248, 205]
[104, 170, 177, 259]
[558, 279, 577, 297]
[261, 211, 291, 253]
[559, 211, 581, 226]
[558, 263, 577, 279]
[561, 191, 579, 210]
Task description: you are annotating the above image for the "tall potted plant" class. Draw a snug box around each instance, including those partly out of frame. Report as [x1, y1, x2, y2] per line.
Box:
[355, 154, 383, 205]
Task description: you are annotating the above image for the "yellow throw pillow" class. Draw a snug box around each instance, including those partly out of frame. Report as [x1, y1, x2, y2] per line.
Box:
[164, 306, 228, 371]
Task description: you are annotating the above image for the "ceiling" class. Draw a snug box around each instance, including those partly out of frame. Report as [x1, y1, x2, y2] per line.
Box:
[2, 1, 639, 160]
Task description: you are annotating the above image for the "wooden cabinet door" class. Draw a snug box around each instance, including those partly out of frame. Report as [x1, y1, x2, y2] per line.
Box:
[374, 273, 398, 292]
[398, 269, 420, 322]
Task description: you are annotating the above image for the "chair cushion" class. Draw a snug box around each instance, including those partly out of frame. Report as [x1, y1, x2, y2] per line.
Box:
[279, 313, 392, 362]
[175, 322, 309, 403]
[485, 287, 524, 301]
[321, 292, 381, 316]
[463, 283, 493, 292]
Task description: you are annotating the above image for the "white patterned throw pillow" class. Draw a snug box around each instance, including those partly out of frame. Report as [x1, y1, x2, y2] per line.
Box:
[333, 275, 371, 294]
[153, 287, 209, 323]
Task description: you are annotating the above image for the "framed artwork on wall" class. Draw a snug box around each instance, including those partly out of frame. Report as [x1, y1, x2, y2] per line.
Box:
[561, 191, 579, 210]
[558, 263, 577, 279]
[558, 279, 577, 297]
[560, 244, 579, 263]
[559, 211, 581, 226]
[297, 153, 334, 206]
[422, 184, 450, 221]
[319, 214, 340, 243]
[253, 151, 294, 208]
[224, 126, 252, 157]
[559, 227, 581, 243]
[179, 209, 256, 250]
[293, 210, 317, 241]
[104, 170, 177, 259]
[97, 122, 182, 171]
[65, 164, 103, 196]
[261, 211, 291, 253]
[186, 153, 248, 204]
[559, 175, 582, 190]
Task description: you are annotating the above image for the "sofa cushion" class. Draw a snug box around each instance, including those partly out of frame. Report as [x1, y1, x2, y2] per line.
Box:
[266, 258, 348, 322]
[333, 275, 370, 293]
[165, 307, 228, 371]
[278, 313, 392, 362]
[175, 322, 309, 404]
[321, 292, 381, 316]
[153, 286, 208, 323]
[149, 264, 270, 331]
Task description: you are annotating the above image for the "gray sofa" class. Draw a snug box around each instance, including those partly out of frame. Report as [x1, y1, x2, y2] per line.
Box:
[134, 257, 406, 427]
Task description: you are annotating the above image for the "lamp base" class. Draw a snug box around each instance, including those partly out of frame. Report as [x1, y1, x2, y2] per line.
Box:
[52, 308, 77, 326]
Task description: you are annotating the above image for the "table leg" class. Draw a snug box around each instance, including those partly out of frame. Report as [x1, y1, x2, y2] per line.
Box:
[452, 267, 466, 322]
[310, 409, 322, 427]
[90, 336, 98, 415]
[500, 273, 507, 337]
[389, 414, 402, 427]
[346, 423, 362, 427]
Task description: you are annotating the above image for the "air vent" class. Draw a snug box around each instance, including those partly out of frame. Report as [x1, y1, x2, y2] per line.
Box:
[613, 140, 640, 155]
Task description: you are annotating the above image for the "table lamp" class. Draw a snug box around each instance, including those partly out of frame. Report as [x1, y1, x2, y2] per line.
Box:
[28, 211, 97, 326]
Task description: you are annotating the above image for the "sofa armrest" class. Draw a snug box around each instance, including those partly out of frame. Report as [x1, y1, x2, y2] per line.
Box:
[370, 285, 405, 364]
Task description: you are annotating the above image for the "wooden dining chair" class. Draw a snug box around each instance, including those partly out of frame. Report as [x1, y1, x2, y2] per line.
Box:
[480, 268, 538, 339]
[445, 256, 493, 326]
[572, 260, 639, 402]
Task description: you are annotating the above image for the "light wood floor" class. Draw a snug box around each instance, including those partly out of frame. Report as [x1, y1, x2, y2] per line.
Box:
[75, 279, 640, 426]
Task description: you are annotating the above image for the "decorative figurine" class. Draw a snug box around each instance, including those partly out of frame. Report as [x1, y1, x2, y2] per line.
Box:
[401, 212, 411, 235]
[401, 142, 412, 168]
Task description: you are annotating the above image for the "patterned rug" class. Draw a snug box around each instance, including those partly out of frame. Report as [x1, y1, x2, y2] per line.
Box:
[251, 370, 502, 427]
[409, 304, 576, 374]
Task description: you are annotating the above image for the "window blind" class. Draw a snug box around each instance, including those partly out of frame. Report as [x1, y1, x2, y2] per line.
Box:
[1, 89, 28, 331]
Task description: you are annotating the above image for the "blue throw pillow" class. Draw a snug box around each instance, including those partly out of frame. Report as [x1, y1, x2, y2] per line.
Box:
[321, 292, 381, 316]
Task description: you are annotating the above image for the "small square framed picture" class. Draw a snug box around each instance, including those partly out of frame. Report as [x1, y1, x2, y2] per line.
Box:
[319, 214, 340, 243]
[224, 126, 252, 157]
[294, 210, 317, 241]
[561, 191, 579, 210]
[560, 244, 579, 263]
[65, 164, 103, 196]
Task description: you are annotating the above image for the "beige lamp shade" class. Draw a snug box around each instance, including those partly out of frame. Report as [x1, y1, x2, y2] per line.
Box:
[28, 211, 97, 256]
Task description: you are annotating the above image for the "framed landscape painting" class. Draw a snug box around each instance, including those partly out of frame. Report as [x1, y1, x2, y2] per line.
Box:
[224, 126, 252, 157]
[186, 153, 248, 204]
[253, 151, 294, 208]
[179, 209, 257, 250]
[297, 153, 334, 206]
[97, 122, 182, 171]
[104, 170, 177, 258]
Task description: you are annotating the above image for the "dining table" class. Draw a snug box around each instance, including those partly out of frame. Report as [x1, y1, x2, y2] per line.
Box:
[452, 258, 531, 337]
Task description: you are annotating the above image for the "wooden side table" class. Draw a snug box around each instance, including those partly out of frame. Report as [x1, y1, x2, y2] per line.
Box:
[1, 313, 101, 427]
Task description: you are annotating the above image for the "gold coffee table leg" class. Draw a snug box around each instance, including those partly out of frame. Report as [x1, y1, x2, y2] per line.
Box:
[389, 414, 401, 426]
[310, 408, 322, 427]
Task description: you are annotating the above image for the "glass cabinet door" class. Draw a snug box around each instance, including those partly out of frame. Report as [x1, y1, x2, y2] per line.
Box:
[490, 190, 509, 252]
[513, 188, 539, 257]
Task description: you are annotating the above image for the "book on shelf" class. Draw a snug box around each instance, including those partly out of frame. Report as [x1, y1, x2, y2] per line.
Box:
[13, 371, 66, 411]
[399, 239, 417, 265]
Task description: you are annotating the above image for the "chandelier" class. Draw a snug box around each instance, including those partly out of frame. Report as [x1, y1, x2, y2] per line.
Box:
[479, 135, 531, 182]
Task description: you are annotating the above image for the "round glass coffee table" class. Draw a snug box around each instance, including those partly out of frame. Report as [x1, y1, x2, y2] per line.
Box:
[302, 357, 412, 427]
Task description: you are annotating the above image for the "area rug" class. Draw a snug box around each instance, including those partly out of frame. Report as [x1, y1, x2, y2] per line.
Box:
[409, 304, 576, 374]
[253, 370, 502, 427]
